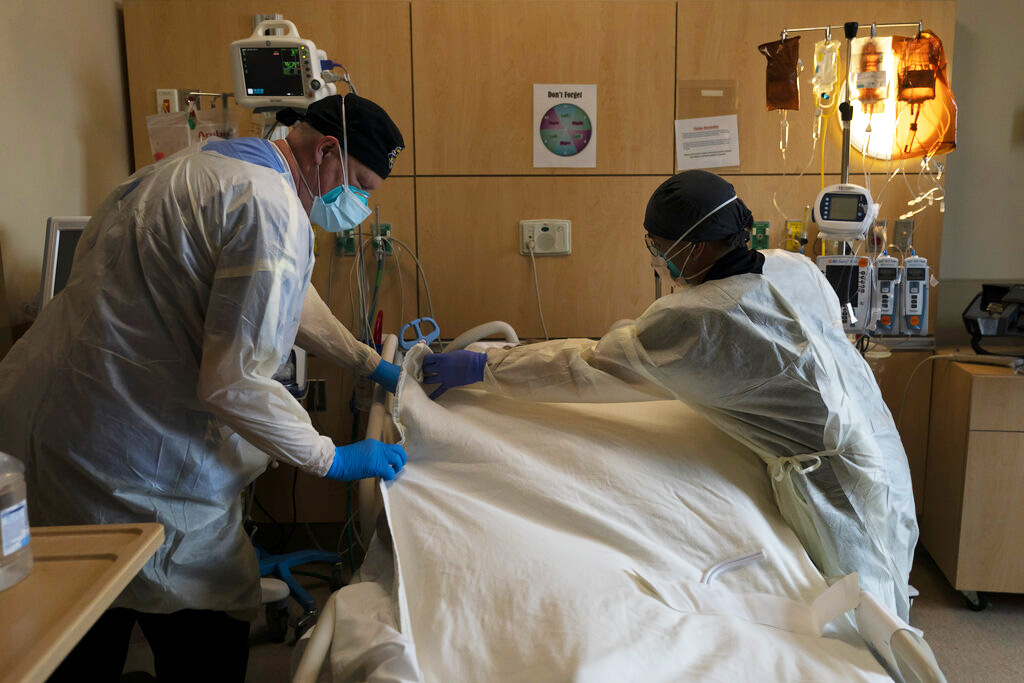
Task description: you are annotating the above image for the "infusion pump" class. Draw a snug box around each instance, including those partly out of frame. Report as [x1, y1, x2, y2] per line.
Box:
[817, 255, 873, 334]
[874, 254, 900, 334]
[231, 19, 336, 110]
[902, 256, 930, 335]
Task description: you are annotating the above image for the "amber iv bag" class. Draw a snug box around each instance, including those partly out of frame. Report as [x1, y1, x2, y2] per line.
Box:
[893, 30, 956, 157]
[758, 36, 801, 111]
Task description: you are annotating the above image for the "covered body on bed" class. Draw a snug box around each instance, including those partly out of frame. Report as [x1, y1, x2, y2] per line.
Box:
[311, 345, 903, 682]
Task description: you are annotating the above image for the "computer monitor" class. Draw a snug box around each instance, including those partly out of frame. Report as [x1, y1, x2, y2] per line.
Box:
[40, 216, 88, 308]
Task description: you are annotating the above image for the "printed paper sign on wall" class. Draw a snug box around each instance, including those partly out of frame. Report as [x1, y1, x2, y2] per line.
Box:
[675, 114, 740, 170]
[533, 84, 597, 168]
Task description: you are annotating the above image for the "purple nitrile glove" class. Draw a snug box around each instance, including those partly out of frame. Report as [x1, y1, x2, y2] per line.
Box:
[421, 350, 487, 400]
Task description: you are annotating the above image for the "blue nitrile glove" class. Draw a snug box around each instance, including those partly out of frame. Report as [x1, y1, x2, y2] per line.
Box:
[421, 350, 487, 400]
[326, 439, 407, 481]
[369, 359, 401, 394]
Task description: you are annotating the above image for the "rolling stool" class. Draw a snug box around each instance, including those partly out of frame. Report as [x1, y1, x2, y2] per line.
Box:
[257, 547, 346, 642]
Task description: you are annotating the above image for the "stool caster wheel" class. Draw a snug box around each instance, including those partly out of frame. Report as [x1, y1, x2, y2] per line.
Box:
[293, 609, 318, 642]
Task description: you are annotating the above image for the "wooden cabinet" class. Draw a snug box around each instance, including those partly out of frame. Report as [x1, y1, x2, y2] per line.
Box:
[921, 360, 1024, 593]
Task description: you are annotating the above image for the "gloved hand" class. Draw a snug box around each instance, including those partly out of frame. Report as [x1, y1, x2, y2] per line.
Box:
[369, 359, 401, 394]
[326, 439, 406, 481]
[421, 350, 487, 399]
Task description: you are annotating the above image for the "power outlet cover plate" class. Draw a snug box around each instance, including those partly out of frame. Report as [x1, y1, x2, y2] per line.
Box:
[520, 220, 571, 255]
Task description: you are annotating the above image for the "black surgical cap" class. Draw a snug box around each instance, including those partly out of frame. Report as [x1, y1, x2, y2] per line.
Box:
[644, 170, 754, 244]
[277, 94, 405, 179]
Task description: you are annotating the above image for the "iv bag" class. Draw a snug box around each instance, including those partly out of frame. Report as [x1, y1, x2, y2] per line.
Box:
[850, 37, 891, 114]
[758, 36, 801, 111]
[811, 39, 841, 112]
[897, 33, 940, 105]
[891, 30, 956, 158]
[848, 30, 956, 161]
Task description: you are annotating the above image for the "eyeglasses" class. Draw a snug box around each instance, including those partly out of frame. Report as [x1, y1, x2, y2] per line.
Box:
[645, 234, 695, 261]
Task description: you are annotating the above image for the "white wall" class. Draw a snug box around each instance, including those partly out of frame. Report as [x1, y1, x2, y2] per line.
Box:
[938, 0, 1024, 341]
[0, 0, 132, 326]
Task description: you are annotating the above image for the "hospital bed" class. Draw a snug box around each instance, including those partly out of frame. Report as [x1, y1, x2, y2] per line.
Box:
[293, 326, 945, 683]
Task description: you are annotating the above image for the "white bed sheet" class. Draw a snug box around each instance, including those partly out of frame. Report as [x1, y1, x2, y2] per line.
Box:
[330, 346, 890, 682]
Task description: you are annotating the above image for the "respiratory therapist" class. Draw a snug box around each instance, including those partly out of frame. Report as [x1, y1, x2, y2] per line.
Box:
[421, 170, 918, 622]
[0, 93, 406, 680]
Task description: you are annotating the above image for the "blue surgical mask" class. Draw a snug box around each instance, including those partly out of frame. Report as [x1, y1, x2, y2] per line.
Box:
[309, 183, 371, 233]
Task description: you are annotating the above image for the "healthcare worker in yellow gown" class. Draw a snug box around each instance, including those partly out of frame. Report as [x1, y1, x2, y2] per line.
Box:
[0, 94, 406, 680]
[422, 170, 918, 622]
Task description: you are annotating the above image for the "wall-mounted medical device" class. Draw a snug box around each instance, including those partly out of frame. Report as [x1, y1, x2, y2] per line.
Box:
[231, 19, 336, 110]
[817, 255, 873, 334]
[901, 255, 929, 335]
[874, 254, 901, 335]
[812, 183, 878, 240]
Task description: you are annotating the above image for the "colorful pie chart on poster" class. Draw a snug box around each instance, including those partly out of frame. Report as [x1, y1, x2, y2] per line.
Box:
[539, 104, 592, 157]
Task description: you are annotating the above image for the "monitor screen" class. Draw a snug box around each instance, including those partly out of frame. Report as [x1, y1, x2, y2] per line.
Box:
[41, 217, 89, 308]
[827, 194, 860, 221]
[906, 267, 927, 281]
[240, 46, 305, 97]
[825, 264, 859, 307]
[877, 267, 898, 281]
[52, 229, 83, 297]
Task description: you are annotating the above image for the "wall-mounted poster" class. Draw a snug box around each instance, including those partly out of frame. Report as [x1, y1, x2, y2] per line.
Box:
[533, 84, 597, 168]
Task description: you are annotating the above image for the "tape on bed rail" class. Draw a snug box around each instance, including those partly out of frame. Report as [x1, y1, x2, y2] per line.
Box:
[628, 570, 861, 638]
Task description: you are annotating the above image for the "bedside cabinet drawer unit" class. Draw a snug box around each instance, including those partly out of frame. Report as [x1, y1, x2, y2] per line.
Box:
[922, 361, 1024, 593]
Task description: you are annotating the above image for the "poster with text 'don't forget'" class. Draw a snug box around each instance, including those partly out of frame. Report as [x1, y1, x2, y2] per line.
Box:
[534, 84, 597, 168]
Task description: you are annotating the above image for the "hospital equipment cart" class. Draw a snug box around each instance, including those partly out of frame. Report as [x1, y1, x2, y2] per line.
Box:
[921, 360, 1024, 609]
[0, 523, 164, 683]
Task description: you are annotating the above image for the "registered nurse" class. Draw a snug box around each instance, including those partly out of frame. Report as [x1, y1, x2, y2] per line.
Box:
[0, 94, 406, 680]
[421, 170, 918, 622]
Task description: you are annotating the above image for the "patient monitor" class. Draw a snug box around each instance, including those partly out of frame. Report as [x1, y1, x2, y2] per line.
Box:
[819, 255, 873, 334]
[231, 19, 337, 110]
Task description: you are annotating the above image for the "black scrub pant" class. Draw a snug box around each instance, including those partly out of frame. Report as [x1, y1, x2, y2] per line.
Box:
[48, 608, 250, 682]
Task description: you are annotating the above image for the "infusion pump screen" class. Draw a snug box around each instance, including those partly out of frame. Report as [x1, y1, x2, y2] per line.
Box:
[240, 47, 305, 96]
[907, 267, 927, 281]
[828, 194, 860, 221]
[877, 267, 898, 280]
[825, 265, 859, 306]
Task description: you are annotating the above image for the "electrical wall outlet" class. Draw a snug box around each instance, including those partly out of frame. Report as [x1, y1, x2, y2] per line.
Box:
[373, 222, 393, 254]
[751, 221, 770, 250]
[336, 229, 356, 256]
[520, 220, 571, 256]
[156, 88, 179, 113]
